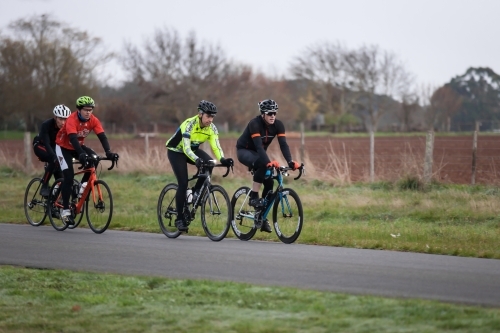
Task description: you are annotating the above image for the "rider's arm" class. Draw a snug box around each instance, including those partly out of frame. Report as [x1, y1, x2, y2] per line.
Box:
[39, 120, 56, 158]
[181, 118, 200, 163]
[96, 132, 111, 153]
[249, 121, 270, 163]
[68, 134, 86, 156]
[275, 120, 292, 163]
[208, 124, 224, 161]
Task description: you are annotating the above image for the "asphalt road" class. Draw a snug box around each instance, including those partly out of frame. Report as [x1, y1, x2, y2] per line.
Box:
[1, 223, 499, 307]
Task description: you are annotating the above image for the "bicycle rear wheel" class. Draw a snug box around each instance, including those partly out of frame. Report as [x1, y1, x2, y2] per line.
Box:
[24, 177, 47, 226]
[157, 183, 182, 238]
[272, 188, 303, 244]
[47, 179, 68, 231]
[230, 186, 257, 241]
[201, 185, 231, 241]
[86, 180, 113, 234]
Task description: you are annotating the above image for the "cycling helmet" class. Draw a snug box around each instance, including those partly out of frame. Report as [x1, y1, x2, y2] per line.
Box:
[76, 96, 95, 109]
[197, 100, 218, 114]
[258, 99, 278, 113]
[53, 104, 71, 118]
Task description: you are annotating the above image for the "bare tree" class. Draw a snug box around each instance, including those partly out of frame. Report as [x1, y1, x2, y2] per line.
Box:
[344, 45, 414, 131]
[0, 14, 112, 131]
[121, 27, 231, 123]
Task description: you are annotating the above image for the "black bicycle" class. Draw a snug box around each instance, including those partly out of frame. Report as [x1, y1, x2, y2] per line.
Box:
[231, 163, 305, 244]
[157, 160, 232, 241]
[24, 162, 83, 227]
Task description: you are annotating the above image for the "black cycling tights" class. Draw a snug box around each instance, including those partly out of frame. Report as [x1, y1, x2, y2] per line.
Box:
[236, 148, 273, 197]
[167, 149, 212, 218]
[60, 146, 96, 210]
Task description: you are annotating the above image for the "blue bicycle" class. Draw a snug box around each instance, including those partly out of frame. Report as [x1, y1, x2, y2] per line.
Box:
[231, 163, 305, 244]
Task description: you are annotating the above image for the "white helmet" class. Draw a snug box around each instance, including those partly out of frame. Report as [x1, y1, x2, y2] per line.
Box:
[53, 104, 71, 118]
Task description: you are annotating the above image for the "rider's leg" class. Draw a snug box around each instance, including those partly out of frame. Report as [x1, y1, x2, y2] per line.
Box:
[167, 150, 191, 231]
[34, 143, 53, 196]
[192, 149, 212, 194]
[57, 146, 76, 225]
[80, 145, 97, 183]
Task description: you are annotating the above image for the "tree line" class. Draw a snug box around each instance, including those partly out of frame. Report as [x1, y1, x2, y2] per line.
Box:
[1, 14, 499, 133]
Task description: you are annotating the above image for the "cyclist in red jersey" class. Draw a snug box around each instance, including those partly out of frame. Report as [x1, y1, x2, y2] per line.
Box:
[54, 96, 119, 225]
[236, 99, 300, 233]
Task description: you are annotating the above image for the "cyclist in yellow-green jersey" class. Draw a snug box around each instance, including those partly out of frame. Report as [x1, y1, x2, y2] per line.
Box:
[166, 100, 234, 232]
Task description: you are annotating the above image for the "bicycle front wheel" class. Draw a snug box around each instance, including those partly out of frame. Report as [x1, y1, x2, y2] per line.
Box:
[201, 185, 231, 241]
[47, 179, 68, 231]
[230, 186, 257, 241]
[272, 188, 304, 244]
[157, 183, 181, 238]
[24, 177, 47, 226]
[86, 180, 113, 234]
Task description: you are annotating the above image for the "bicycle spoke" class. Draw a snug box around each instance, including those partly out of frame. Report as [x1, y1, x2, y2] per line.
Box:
[230, 186, 257, 241]
[201, 185, 231, 241]
[157, 184, 181, 238]
[86, 180, 113, 233]
[272, 188, 303, 244]
[24, 178, 47, 226]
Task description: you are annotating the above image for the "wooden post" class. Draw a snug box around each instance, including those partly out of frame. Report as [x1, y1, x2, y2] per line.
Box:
[24, 132, 32, 174]
[370, 131, 374, 182]
[300, 121, 305, 162]
[423, 130, 434, 184]
[145, 133, 150, 159]
[471, 121, 480, 185]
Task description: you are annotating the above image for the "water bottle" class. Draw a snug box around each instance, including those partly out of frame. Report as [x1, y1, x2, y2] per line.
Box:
[78, 182, 87, 198]
[186, 189, 193, 204]
[52, 183, 59, 196]
[265, 169, 272, 179]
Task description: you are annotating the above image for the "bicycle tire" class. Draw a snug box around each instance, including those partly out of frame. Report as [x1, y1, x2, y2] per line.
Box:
[86, 180, 113, 234]
[47, 178, 68, 231]
[230, 186, 257, 241]
[24, 177, 48, 226]
[67, 179, 85, 229]
[201, 184, 231, 241]
[157, 183, 182, 238]
[272, 187, 303, 244]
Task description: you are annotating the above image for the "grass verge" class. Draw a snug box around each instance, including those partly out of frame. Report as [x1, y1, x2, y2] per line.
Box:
[1, 266, 499, 333]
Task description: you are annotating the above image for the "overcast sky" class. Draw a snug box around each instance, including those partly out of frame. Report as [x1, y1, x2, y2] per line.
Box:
[1, 0, 499, 88]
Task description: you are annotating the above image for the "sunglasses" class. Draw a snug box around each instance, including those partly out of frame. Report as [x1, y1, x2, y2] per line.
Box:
[264, 111, 277, 116]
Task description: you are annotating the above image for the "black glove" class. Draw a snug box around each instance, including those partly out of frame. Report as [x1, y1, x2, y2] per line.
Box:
[106, 151, 119, 161]
[195, 158, 204, 169]
[220, 157, 234, 167]
[288, 160, 300, 170]
[79, 153, 88, 165]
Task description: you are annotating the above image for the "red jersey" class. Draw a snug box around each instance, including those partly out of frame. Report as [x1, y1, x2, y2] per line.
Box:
[55, 111, 105, 150]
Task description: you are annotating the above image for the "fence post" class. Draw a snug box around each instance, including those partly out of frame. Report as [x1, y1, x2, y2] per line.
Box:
[144, 133, 150, 159]
[300, 121, 305, 163]
[370, 131, 374, 182]
[471, 121, 480, 185]
[423, 130, 434, 184]
[24, 132, 32, 174]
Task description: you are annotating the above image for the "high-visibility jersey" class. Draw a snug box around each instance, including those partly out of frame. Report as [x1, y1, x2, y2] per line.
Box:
[166, 115, 224, 162]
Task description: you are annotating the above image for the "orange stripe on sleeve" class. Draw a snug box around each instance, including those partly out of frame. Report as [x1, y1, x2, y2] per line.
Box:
[277, 134, 286, 137]
[251, 133, 260, 138]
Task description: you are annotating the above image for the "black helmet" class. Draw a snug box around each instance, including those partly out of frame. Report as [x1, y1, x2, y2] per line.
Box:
[258, 99, 278, 113]
[198, 100, 217, 114]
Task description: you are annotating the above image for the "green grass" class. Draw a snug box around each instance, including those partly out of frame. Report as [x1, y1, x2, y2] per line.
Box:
[3, 170, 500, 258]
[1, 265, 499, 333]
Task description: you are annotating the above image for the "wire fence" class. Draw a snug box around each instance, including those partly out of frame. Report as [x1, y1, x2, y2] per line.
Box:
[2, 132, 500, 185]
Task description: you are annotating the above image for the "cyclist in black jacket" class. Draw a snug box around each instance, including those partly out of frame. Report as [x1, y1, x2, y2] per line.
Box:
[33, 104, 72, 197]
[236, 99, 300, 233]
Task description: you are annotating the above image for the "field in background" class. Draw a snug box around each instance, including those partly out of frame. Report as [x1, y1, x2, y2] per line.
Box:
[2, 134, 500, 184]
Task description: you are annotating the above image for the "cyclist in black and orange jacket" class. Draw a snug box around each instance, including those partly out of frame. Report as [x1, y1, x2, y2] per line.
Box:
[33, 105, 72, 197]
[236, 99, 300, 233]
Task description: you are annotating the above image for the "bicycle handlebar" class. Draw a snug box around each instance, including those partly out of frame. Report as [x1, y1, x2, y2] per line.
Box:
[271, 163, 305, 180]
[192, 160, 233, 179]
[75, 155, 118, 171]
